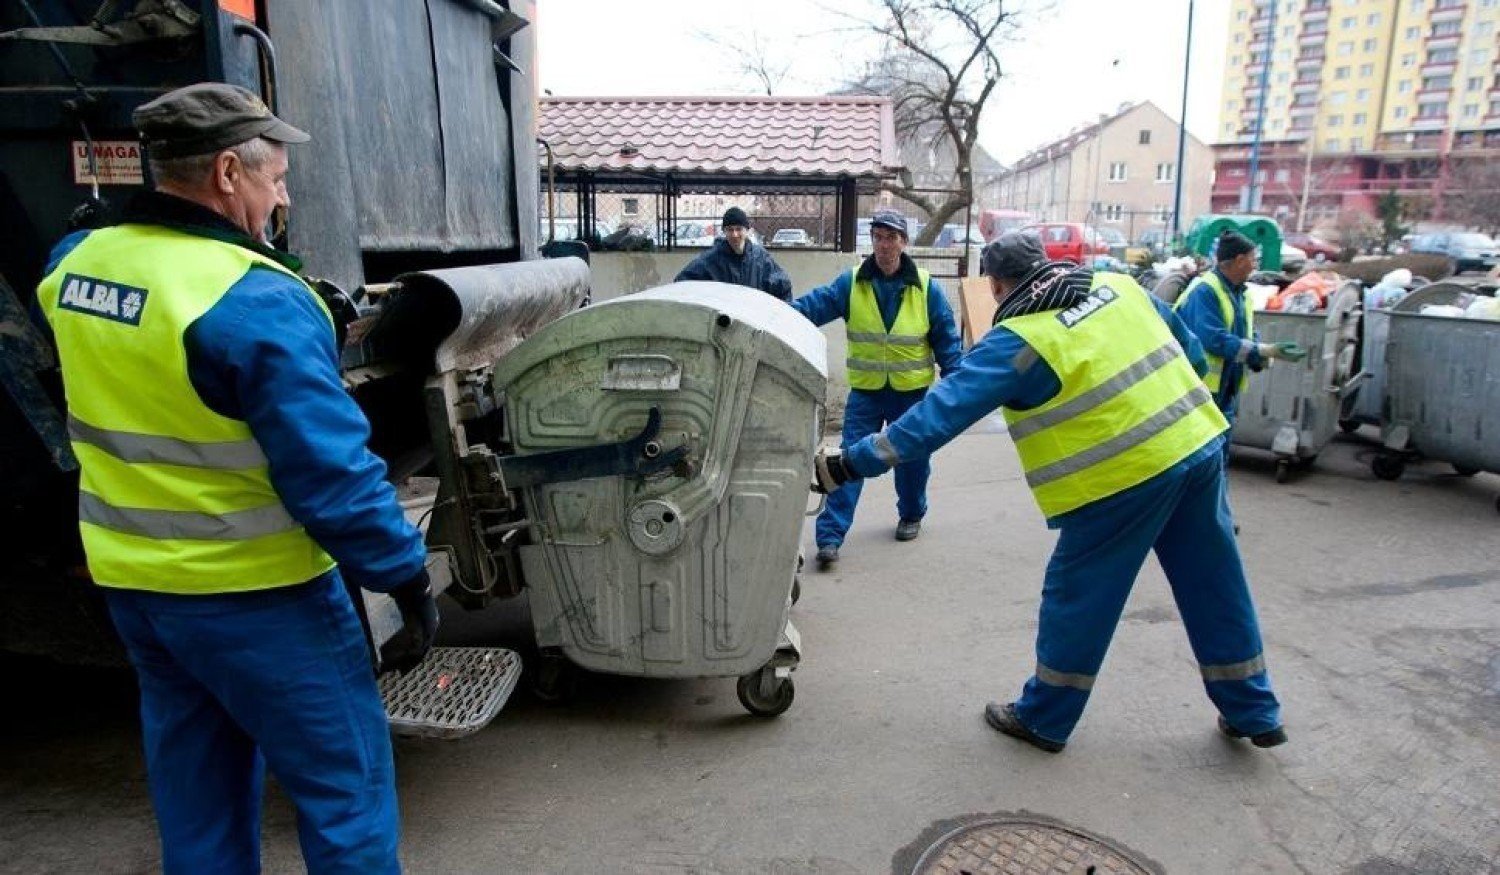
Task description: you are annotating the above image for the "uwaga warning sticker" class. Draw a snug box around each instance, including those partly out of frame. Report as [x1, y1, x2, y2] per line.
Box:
[72, 141, 144, 186]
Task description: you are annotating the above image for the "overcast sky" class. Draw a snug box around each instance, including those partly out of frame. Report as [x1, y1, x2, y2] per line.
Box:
[534, 0, 1230, 165]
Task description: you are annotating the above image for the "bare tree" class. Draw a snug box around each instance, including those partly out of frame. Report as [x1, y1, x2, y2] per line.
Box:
[696, 28, 795, 96]
[1442, 159, 1500, 237]
[839, 0, 1018, 245]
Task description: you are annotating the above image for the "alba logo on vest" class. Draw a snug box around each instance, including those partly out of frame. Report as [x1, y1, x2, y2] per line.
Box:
[1056, 286, 1118, 329]
[57, 273, 148, 326]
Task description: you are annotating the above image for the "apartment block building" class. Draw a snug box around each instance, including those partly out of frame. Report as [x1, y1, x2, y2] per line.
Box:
[1215, 0, 1500, 227]
[990, 102, 1212, 242]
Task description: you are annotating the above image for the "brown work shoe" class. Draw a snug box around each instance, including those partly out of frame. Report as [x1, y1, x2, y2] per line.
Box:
[983, 701, 1065, 753]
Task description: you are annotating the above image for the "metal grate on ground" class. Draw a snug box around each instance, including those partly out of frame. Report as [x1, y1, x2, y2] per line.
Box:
[912, 818, 1157, 875]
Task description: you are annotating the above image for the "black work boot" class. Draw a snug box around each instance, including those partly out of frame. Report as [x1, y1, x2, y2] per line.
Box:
[983, 702, 1065, 753]
[1217, 715, 1287, 748]
[895, 518, 922, 541]
[815, 545, 839, 571]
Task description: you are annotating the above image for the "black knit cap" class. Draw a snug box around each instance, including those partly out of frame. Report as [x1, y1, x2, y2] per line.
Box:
[982, 229, 1048, 279]
[1215, 230, 1257, 263]
[722, 206, 750, 228]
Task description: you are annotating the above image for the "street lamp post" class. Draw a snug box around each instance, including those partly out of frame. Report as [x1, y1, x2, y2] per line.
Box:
[1171, 0, 1194, 243]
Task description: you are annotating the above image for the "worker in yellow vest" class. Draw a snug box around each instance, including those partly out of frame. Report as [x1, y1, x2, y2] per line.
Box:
[1175, 230, 1307, 459]
[791, 210, 962, 571]
[35, 84, 432, 872]
[813, 231, 1286, 753]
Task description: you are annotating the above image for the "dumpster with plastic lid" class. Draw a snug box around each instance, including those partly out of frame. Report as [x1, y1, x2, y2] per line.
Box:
[491, 282, 827, 715]
[1230, 282, 1363, 481]
[1183, 214, 1284, 272]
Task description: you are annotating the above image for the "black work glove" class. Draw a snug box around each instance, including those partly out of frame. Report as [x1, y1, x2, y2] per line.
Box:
[811, 446, 858, 494]
[378, 570, 439, 674]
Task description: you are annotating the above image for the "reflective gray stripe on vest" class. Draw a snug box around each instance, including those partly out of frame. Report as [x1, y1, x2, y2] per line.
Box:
[873, 432, 901, 467]
[1200, 654, 1266, 683]
[79, 492, 300, 541]
[847, 331, 927, 345]
[1008, 342, 1183, 442]
[1025, 383, 1215, 489]
[846, 355, 936, 372]
[69, 416, 267, 469]
[1035, 662, 1095, 691]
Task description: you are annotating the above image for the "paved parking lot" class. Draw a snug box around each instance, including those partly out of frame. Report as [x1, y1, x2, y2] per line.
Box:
[2, 426, 1497, 873]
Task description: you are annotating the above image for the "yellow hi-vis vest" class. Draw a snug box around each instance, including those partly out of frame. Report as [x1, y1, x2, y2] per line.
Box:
[1001, 274, 1228, 518]
[845, 266, 935, 391]
[37, 224, 336, 593]
[1174, 270, 1253, 395]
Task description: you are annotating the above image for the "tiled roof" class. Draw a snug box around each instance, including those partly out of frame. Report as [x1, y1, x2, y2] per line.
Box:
[538, 96, 900, 179]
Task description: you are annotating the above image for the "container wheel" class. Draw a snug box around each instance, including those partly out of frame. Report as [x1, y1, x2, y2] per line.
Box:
[736, 667, 794, 718]
[1452, 464, 1479, 477]
[1339, 419, 1360, 434]
[1275, 459, 1292, 483]
[791, 576, 802, 606]
[1372, 455, 1405, 481]
[531, 652, 577, 704]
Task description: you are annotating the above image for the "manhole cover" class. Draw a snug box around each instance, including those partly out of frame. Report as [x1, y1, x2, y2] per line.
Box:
[911, 817, 1155, 875]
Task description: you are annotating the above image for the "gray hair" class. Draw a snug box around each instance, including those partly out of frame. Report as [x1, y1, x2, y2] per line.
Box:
[147, 136, 277, 188]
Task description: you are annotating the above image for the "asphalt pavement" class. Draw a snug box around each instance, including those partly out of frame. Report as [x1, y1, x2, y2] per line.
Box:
[2, 425, 1497, 874]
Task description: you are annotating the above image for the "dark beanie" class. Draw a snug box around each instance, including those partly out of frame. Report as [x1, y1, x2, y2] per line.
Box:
[722, 207, 749, 228]
[982, 230, 1047, 279]
[1216, 230, 1256, 263]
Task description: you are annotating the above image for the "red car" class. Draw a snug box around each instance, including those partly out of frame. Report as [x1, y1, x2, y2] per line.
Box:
[1023, 223, 1110, 264]
[1283, 233, 1341, 263]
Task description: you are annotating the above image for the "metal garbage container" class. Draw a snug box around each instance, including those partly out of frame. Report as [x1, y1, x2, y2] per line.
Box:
[491, 282, 827, 716]
[1342, 281, 1461, 430]
[1230, 282, 1362, 481]
[1370, 288, 1500, 512]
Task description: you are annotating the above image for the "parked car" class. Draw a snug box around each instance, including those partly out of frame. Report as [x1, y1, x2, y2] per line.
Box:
[977, 209, 1036, 242]
[770, 228, 812, 247]
[1280, 243, 1308, 274]
[1409, 231, 1500, 274]
[674, 221, 719, 247]
[1023, 222, 1110, 264]
[1283, 233, 1341, 263]
[541, 217, 614, 244]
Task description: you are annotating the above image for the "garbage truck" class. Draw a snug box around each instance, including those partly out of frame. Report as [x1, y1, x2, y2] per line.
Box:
[0, 0, 815, 734]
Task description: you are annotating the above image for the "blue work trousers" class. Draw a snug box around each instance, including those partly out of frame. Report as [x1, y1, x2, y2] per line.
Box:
[816, 386, 930, 547]
[1011, 443, 1282, 744]
[104, 572, 400, 875]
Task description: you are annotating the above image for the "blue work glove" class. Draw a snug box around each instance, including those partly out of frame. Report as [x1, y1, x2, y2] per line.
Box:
[379, 569, 439, 674]
[812, 446, 859, 494]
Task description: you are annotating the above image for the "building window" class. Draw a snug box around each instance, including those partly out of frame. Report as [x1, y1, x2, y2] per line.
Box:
[1417, 102, 1446, 118]
[1327, 114, 1344, 126]
[1463, 103, 1479, 117]
[1350, 137, 1363, 151]
[1152, 205, 1170, 223]
[1429, 48, 1457, 63]
[1359, 63, 1373, 77]
[1362, 38, 1377, 53]
[1340, 16, 1356, 28]
[1399, 79, 1413, 92]
[1431, 20, 1461, 37]
[1326, 137, 1340, 151]
[1226, 99, 1238, 111]
[1274, 168, 1290, 183]
[1104, 204, 1123, 222]
[1353, 112, 1368, 125]
[1367, 12, 1381, 24]
[1236, 8, 1247, 20]
[1335, 66, 1351, 79]
[1155, 162, 1175, 182]
[1409, 0, 1422, 10]
[1338, 41, 1354, 56]
[1273, 95, 1288, 107]
[622, 197, 640, 216]
[1356, 88, 1371, 100]
[1276, 71, 1291, 83]
[1235, 32, 1245, 43]
[1478, 21, 1495, 36]
[1139, 129, 1152, 145]
[1401, 53, 1415, 68]
[1468, 77, 1484, 91]
[1471, 49, 1489, 66]
[1405, 26, 1419, 39]
[1329, 90, 1348, 104]
[1108, 162, 1127, 181]
[1393, 106, 1408, 118]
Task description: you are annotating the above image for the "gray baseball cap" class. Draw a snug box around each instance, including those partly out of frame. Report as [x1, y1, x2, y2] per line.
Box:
[869, 209, 909, 238]
[981, 230, 1047, 279]
[134, 82, 309, 159]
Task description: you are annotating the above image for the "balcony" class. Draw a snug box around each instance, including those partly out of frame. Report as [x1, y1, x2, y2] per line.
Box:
[1420, 60, 1458, 77]
[1425, 33, 1461, 52]
[1296, 53, 1326, 69]
[1303, 3, 1329, 20]
[1289, 104, 1318, 118]
[1411, 115, 1449, 130]
[1416, 86, 1454, 101]
[1431, 4, 1466, 24]
[1293, 78, 1321, 94]
[1299, 30, 1328, 47]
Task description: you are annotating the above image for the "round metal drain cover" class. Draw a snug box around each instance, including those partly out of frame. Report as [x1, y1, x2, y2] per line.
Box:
[912, 817, 1155, 875]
